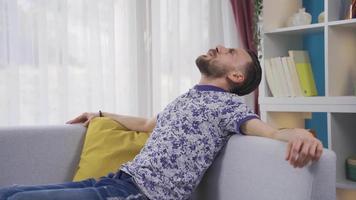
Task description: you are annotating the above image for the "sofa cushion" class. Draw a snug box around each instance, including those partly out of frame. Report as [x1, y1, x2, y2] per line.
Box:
[73, 117, 149, 181]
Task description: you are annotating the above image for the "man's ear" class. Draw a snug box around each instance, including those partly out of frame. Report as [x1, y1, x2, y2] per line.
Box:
[227, 71, 244, 85]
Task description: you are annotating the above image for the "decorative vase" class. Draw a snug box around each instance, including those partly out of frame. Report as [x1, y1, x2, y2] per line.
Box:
[318, 11, 325, 23]
[286, 8, 312, 27]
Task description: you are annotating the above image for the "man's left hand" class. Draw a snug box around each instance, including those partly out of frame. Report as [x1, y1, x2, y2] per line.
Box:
[285, 128, 323, 168]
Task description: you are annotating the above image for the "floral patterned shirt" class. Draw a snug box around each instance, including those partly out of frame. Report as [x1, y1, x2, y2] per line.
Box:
[121, 85, 259, 200]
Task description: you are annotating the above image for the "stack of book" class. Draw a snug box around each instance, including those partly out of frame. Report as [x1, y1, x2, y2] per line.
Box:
[264, 50, 318, 97]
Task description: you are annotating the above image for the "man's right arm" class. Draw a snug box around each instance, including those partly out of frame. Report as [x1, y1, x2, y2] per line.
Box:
[240, 118, 323, 168]
[66, 112, 157, 133]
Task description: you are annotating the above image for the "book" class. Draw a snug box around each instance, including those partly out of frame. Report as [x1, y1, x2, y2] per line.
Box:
[271, 57, 290, 97]
[281, 57, 295, 97]
[288, 50, 318, 96]
[264, 59, 279, 97]
[269, 58, 282, 96]
[286, 56, 304, 96]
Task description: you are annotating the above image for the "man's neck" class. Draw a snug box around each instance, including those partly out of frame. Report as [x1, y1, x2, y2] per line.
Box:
[198, 77, 230, 91]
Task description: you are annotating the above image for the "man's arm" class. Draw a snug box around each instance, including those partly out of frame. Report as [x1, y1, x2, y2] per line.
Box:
[240, 118, 323, 168]
[66, 112, 157, 132]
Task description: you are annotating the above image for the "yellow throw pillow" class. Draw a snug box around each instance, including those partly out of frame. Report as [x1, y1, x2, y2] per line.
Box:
[73, 117, 150, 181]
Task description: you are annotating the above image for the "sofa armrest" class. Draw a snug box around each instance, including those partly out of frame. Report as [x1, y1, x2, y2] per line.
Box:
[193, 135, 336, 200]
[0, 125, 86, 186]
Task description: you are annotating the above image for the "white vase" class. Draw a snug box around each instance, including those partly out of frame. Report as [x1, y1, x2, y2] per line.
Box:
[318, 11, 325, 23]
[287, 8, 312, 27]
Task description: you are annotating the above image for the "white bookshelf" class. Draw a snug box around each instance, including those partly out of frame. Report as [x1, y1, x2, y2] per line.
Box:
[328, 18, 356, 27]
[261, 0, 356, 190]
[260, 96, 356, 113]
[264, 23, 325, 35]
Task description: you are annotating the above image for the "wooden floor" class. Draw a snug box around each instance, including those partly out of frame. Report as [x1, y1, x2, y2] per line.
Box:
[337, 188, 356, 200]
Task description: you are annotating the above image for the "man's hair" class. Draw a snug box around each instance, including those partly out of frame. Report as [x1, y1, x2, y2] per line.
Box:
[230, 50, 262, 96]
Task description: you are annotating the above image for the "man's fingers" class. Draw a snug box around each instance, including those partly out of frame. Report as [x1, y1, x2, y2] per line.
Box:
[295, 140, 323, 168]
[290, 139, 302, 167]
[309, 142, 318, 161]
[83, 120, 90, 127]
[300, 157, 311, 168]
[286, 130, 324, 168]
[294, 143, 309, 167]
[66, 116, 81, 124]
[315, 142, 323, 161]
[66, 113, 87, 124]
[66, 118, 76, 124]
[296, 143, 310, 167]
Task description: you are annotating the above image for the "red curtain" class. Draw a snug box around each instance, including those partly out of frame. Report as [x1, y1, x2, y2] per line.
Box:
[230, 0, 260, 115]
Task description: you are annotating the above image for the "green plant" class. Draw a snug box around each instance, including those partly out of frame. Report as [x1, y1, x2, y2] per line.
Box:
[253, 0, 263, 59]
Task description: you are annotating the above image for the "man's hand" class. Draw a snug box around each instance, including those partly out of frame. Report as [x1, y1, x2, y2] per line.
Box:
[284, 128, 323, 168]
[241, 118, 324, 168]
[66, 112, 99, 127]
[66, 112, 157, 132]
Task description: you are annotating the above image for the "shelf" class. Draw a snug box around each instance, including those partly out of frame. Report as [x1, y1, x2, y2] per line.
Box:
[330, 113, 356, 191]
[328, 18, 356, 28]
[328, 23, 356, 96]
[337, 179, 356, 189]
[263, 0, 356, 193]
[264, 23, 325, 35]
[259, 96, 356, 113]
[260, 96, 356, 105]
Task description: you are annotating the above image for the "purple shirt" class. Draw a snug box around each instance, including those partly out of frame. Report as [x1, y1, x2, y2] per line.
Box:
[122, 85, 259, 200]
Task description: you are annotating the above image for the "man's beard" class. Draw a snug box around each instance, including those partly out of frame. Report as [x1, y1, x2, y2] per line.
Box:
[195, 55, 226, 78]
[195, 55, 243, 95]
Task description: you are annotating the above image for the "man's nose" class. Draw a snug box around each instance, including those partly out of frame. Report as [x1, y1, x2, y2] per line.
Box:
[216, 45, 227, 53]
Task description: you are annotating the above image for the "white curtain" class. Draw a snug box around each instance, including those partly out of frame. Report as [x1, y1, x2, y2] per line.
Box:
[0, 0, 244, 126]
[151, 0, 243, 113]
[0, 0, 151, 125]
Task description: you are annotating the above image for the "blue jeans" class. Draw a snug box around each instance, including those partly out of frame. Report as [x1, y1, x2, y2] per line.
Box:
[0, 171, 148, 200]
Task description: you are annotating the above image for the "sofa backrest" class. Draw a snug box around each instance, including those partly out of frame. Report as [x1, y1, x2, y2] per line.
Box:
[0, 125, 86, 186]
[192, 135, 336, 200]
[0, 125, 336, 200]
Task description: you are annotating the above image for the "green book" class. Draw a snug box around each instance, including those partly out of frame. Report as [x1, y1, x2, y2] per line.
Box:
[288, 50, 318, 96]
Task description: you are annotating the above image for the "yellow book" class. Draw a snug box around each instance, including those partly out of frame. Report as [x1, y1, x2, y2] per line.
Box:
[288, 51, 318, 96]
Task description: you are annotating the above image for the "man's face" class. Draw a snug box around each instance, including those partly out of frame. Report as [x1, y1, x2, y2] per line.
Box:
[195, 45, 252, 78]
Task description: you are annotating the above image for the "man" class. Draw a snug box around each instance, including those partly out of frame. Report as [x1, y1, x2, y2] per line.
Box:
[0, 45, 323, 200]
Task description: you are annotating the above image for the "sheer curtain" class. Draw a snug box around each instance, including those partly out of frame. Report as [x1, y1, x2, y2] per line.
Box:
[0, 0, 150, 125]
[0, 0, 246, 126]
[230, 0, 258, 114]
[151, 0, 245, 114]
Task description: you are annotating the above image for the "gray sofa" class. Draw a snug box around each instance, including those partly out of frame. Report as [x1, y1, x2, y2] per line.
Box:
[0, 125, 336, 200]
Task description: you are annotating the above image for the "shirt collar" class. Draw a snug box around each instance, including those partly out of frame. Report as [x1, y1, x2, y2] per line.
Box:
[193, 84, 227, 92]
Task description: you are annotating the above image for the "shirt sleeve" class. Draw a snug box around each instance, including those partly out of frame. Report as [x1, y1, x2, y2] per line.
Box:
[220, 101, 260, 135]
